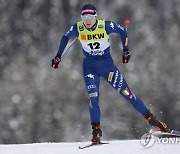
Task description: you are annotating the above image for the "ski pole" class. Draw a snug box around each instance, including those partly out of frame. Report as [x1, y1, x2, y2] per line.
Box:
[123, 19, 130, 63]
[52, 37, 77, 68]
[61, 37, 78, 57]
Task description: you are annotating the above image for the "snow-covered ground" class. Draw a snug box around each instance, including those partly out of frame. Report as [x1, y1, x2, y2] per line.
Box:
[0, 140, 179, 154]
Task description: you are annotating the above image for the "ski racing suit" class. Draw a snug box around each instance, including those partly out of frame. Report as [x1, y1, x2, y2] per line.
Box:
[57, 19, 149, 124]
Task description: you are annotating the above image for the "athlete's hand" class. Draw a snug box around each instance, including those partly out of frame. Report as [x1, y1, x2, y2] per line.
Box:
[122, 50, 130, 64]
[52, 54, 61, 69]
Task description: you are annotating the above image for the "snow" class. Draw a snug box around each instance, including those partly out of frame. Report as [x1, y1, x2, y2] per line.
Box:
[0, 140, 179, 154]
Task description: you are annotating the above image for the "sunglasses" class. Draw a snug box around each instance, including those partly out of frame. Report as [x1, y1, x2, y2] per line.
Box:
[81, 15, 96, 21]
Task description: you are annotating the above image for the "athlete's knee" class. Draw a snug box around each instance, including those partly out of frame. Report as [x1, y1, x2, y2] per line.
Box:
[89, 91, 99, 108]
[89, 91, 99, 102]
[86, 83, 99, 97]
[120, 87, 137, 101]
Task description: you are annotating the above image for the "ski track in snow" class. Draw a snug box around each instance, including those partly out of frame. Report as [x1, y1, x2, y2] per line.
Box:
[0, 140, 179, 154]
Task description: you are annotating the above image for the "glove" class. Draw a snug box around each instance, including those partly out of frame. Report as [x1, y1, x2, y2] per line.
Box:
[51, 54, 61, 69]
[122, 49, 130, 64]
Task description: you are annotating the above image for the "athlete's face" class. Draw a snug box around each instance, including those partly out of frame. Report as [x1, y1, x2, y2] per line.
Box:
[81, 14, 97, 29]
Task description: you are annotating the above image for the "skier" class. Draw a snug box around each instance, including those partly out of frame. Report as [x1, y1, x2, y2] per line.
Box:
[52, 4, 170, 144]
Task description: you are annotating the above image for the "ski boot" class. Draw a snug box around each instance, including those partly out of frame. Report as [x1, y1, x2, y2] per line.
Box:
[91, 123, 102, 144]
[144, 110, 171, 132]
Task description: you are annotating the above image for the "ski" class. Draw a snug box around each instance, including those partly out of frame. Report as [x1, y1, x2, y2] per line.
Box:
[78, 142, 109, 149]
[171, 130, 180, 136]
[151, 129, 180, 138]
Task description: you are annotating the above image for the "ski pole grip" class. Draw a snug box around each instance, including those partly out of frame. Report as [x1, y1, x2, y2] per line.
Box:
[124, 19, 130, 31]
